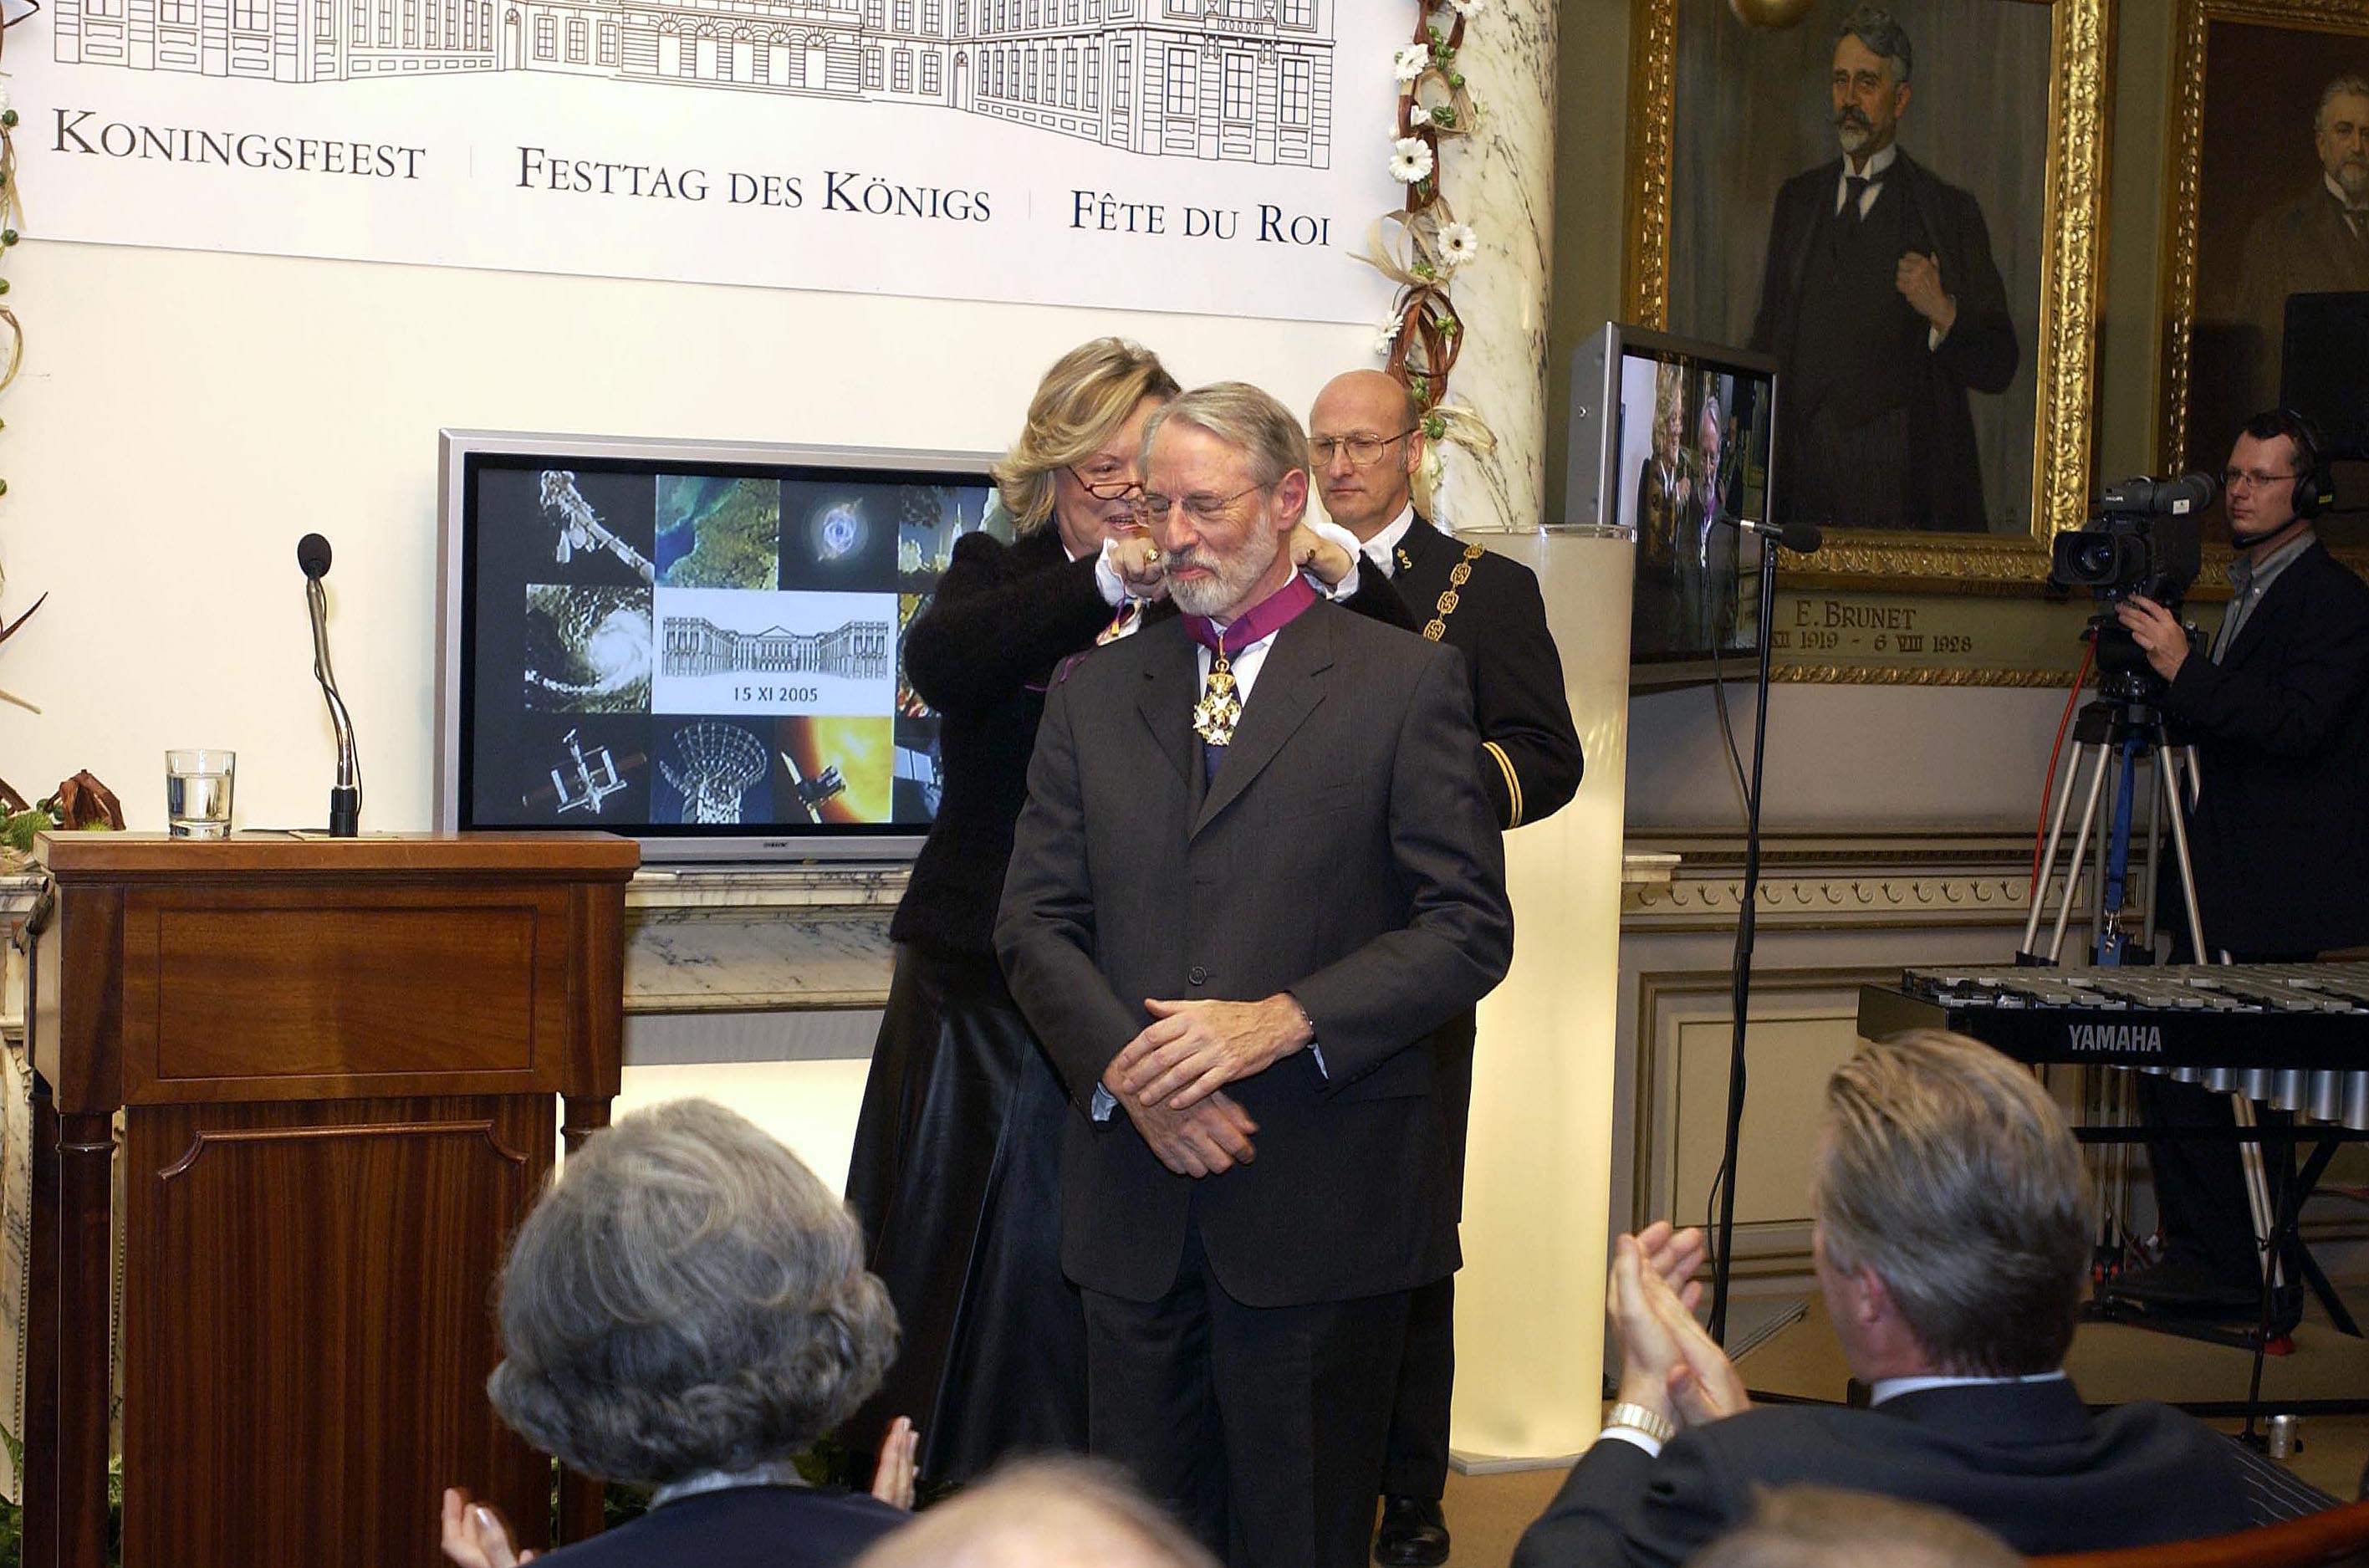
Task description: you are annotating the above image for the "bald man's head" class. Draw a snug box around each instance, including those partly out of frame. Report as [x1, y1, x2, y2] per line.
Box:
[853, 1460, 1221, 1568]
[1309, 370, 1426, 540]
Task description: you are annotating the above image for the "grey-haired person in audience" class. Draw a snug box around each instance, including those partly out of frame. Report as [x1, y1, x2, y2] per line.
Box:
[852, 1458, 1223, 1568]
[440, 1098, 916, 1567]
[1514, 1031, 2249, 1568]
[1686, 1486, 2019, 1568]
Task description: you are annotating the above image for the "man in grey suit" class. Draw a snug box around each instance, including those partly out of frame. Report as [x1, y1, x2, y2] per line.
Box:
[996, 381, 1513, 1568]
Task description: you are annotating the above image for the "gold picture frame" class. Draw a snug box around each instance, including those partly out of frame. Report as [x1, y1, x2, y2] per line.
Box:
[1621, 0, 2112, 593]
[2157, 0, 2369, 584]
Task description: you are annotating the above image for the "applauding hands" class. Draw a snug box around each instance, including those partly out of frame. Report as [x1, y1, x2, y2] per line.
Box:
[1608, 1222, 1751, 1434]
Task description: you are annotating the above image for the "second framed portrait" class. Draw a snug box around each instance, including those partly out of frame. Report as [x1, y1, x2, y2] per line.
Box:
[2161, 0, 2369, 569]
[1621, 0, 2111, 588]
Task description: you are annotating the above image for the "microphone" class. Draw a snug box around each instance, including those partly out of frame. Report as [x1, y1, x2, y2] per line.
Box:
[298, 533, 362, 837]
[1723, 515, 1825, 554]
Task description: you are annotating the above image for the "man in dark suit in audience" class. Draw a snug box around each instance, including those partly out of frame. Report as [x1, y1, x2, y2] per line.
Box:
[1512, 1031, 2249, 1568]
[1306, 368, 1582, 1568]
[997, 381, 1514, 1568]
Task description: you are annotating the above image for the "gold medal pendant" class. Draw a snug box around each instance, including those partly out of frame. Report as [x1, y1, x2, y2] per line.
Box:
[1192, 655, 1243, 746]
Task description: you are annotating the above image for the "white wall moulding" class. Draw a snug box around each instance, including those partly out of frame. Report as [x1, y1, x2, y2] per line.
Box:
[1612, 830, 2104, 1286]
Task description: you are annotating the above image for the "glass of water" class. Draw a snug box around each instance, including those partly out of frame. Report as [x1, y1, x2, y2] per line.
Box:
[165, 748, 236, 839]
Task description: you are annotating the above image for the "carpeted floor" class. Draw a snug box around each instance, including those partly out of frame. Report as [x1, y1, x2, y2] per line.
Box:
[1428, 1277, 2369, 1566]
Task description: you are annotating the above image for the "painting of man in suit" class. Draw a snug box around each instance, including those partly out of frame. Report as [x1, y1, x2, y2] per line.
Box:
[1663, 0, 2050, 537]
[2180, 19, 2369, 483]
[1748, 5, 2018, 532]
[2234, 75, 2369, 414]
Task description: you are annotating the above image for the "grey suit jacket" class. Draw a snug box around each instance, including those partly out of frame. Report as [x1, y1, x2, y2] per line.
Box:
[994, 602, 1513, 1310]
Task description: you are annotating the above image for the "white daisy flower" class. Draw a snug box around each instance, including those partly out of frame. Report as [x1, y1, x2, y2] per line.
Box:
[1437, 222, 1480, 269]
[1389, 136, 1435, 184]
[1373, 316, 1403, 356]
[1393, 43, 1432, 82]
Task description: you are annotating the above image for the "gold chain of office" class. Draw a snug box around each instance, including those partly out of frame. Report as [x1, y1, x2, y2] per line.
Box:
[1397, 540, 1484, 642]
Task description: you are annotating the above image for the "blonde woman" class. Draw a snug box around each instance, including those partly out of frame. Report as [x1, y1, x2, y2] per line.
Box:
[840, 339, 1180, 1490]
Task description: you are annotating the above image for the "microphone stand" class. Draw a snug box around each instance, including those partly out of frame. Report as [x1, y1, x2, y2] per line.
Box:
[306, 574, 361, 837]
[1708, 524, 1782, 1346]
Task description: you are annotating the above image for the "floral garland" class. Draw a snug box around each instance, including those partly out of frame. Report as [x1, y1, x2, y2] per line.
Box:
[1364, 0, 1497, 502]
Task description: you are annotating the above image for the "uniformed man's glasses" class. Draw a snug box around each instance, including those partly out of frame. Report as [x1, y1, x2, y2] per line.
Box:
[1310, 428, 1418, 467]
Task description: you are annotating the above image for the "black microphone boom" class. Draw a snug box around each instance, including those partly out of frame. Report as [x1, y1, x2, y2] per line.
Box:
[298, 534, 362, 836]
[1721, 514, 1825, 554]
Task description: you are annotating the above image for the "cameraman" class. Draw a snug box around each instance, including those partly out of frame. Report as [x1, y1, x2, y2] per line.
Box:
[2111, 408, 2369, 1310]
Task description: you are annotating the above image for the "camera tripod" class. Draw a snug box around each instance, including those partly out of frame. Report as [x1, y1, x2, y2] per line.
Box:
[2019, 658, 2211, 972]
[2019, 635, 2290, 1354]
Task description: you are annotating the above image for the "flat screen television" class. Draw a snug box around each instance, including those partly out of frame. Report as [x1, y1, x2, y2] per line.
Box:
[1564, 323, 1778, 687]
[435, 430, 1003, 861]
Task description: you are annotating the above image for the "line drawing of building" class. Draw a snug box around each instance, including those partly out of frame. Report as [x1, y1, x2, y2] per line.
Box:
[50, 0, 1335, 166]
[661, 615, 891, 680]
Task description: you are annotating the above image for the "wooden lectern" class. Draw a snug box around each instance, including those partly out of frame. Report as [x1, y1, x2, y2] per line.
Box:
[22, 831, 640, 1568]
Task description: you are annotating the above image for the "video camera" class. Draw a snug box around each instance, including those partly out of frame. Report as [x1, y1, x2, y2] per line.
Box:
[2048, 472, 2213, 606]
[2050, 472, 2215, 690]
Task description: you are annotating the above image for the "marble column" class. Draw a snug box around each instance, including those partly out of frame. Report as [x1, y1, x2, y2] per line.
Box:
[1433, 0, 1632, 1472]
[1430, 0, 1556, 535]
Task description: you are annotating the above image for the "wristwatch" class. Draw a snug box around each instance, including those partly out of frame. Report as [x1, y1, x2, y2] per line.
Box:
[1604, 1401, 1677, 1445]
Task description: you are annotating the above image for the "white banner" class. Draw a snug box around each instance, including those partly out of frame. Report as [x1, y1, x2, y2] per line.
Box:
[10, 0, 1405, 323]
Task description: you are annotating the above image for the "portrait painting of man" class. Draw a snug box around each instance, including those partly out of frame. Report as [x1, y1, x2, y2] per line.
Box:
[1663, 0, 2050, 536]
[2177, 18, 2369, 485]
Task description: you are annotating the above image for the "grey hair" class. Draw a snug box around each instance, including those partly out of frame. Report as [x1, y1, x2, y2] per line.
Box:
[2318, 75, 2369, 131]
[1812, 1031, 2088, 1376]
[852, 1458, 1223, 1568]
[1693, 1486, 2021, 1568]
[1141, 381, 1310, 490]
[486, 1098, 897, 1485]
[1837, 4, 1912, 84]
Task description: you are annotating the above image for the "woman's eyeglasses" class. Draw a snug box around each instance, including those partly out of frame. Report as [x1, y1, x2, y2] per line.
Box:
[1066, 464, 1143, 501]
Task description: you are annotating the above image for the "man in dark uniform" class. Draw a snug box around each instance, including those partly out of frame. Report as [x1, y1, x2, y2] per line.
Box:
[1308, 368, 1585, 1567]
[2234, 76, 2369, 413]
[1749, 5, 2018, 533]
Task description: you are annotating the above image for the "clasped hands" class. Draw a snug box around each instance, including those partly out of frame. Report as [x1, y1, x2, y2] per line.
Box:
[1100, 994, 1314, 1179]
[1608, 1221, 1751, 1435]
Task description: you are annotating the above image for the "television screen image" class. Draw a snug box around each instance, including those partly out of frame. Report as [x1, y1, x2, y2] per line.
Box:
[437, 433, 1001, 860]
[1567, 324, 1777, 674]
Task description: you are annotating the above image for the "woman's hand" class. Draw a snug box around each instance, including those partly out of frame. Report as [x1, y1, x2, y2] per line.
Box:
[1110, 531, 1168, 600]
[441, 1489, 535, 1567]
[1288, 522, 1356, 588]
[872, 1416, 920, 1510]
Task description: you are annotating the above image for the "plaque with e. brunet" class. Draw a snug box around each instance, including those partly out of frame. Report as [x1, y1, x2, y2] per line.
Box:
[1621, 0, 2109, 590]
[1769, 590, 2101, 684]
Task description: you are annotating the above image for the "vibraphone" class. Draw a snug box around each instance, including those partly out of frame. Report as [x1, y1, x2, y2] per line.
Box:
[1856, 962, 2369, 1130]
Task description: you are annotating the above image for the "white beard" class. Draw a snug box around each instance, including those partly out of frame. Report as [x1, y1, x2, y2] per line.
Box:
[1167, 526, 1284, 620]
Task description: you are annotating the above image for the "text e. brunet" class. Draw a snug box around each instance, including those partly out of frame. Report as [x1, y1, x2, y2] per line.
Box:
[52, 111, 426, 177]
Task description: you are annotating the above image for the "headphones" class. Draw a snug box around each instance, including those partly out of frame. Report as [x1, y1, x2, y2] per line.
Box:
[2273, 408, 2338, 519]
